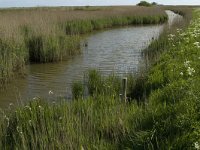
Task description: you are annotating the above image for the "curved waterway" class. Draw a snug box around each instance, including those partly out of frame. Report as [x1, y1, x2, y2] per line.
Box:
[0, 11, 182, 107]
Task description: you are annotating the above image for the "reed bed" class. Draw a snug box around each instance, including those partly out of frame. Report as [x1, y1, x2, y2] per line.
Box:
[0, 7, 198, 149]
[0, 6, 168, 85]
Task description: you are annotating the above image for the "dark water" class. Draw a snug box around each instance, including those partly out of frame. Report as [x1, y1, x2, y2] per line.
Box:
[0, 11, 182, 108]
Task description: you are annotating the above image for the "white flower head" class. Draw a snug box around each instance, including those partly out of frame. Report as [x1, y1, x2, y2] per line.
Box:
[25, 105, 32, 111]
[184, 60, 191, 67]
[33, 97, 38, 100]
[49, 90, 54, 95]
[194, 42, 200, 48]
[195, 142, 200, 150]
[169, 34, 175, 38]
[38, 105, 44, 111]
[168, 34, 175, 41]
[187, 67, 195, 76]
[180, 72, 184, 76]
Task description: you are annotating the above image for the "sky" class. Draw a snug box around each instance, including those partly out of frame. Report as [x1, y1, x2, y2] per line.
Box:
[0, 0, 200, 8]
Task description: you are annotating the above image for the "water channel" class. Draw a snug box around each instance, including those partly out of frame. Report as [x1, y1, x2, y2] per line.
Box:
[0, 11, 183, 108]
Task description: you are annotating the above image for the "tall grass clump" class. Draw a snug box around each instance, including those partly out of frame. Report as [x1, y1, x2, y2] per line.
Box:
[26, 34, 81, 63]
[72, 70, 121, 99]
[72, 81, 84, 99]
[0, 36, 27, 86]
[87, 70, 121, 97]
[0, 96, 140, 149]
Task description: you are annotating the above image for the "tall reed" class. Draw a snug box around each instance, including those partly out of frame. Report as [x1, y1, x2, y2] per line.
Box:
[0, 6, 168, 85]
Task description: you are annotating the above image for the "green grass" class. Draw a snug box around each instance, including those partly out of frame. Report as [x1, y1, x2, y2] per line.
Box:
[1, 7, 200, 150]
[26, 34, 81, 63]
[0, 6, 168, 85]
[65, 15, 168, 35]
[0, 37, 27, 86]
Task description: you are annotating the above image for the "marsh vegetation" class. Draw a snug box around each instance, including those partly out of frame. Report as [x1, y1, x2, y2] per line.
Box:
[0, 5, 199, 150]
[0, 6, 168, 85]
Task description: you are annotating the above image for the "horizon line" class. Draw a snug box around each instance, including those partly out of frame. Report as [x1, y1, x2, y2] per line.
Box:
[0, 4, 199, 9]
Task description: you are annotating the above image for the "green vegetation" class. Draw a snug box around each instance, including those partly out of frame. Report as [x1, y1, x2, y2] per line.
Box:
[165, 6, 193, 19]
[151, 2, 158, 6]
[1, 7, 200, 150]
[137, 1, 158, 7]
[137, 1, 152, 7]
[0, 6, 168, 85]
[72, 81, 84, 99]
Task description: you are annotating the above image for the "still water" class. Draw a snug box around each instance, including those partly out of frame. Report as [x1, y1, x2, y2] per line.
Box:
[0, 11, 182, 107]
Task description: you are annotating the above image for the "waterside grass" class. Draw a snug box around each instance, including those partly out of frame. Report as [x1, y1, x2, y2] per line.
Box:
[1, 7, 200, 149]
[0, 6, 168, 85]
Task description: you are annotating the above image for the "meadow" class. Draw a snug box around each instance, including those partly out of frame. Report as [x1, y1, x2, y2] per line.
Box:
[0, 7, 200, 149]
[0, 6, 168, 86]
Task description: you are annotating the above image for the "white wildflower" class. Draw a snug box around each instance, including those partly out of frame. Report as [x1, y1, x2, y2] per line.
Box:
[49, 90, 54, 95]
[169, 34, 175, 38]
[195, 142, 200, 150]
[187, 67, 195, 76]
[25, 105, 32, 111]
[180, 72, 184, 76]
[33, 97, 38, 100]
[177, 28, 182, 32]
[194, 42, 200, 48]
[168, 34, 175, 41]
[184, 60, 190, 67]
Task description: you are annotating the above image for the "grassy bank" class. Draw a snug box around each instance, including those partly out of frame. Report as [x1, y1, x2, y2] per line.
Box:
[1, 8, 200, 149]
[0, 6, 168, 85]
[143, 8, 190, 61]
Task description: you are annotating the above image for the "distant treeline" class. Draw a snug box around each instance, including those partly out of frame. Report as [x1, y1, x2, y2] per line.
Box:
[137, 1, 158, 7]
